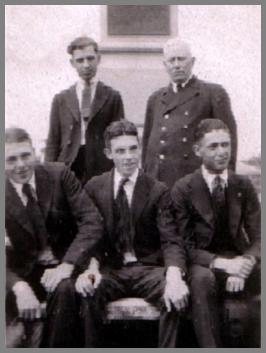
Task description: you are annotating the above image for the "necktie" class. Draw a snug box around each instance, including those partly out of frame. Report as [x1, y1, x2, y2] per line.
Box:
[22, 183, 48, 251]
[211, 175, 226, 215]
[114, 178, 133, 254]
[81, 83, 92, 123]
[177, 82, 183, 92]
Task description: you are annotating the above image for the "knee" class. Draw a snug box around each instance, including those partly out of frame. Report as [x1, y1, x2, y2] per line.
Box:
[189, 266, 216, 292]
[53, 278, 75, 298]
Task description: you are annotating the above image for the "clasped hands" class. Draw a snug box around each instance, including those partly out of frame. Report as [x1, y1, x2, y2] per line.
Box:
[212, 255, 256, 293]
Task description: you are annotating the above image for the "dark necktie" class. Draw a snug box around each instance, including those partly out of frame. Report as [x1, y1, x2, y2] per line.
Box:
[81, 83, 92, 124]
[22, 183, 48, 251]
[211, 175, 226, 216]
[177, 82, 183, 92]
[114, 178, 133, 254]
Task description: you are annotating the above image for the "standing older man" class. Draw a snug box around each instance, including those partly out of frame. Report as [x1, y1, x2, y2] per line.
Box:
[142, 37, 237, 188]
[45, 36, 125, 184]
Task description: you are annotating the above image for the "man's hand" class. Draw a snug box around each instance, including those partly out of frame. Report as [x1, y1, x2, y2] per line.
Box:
[12, 281, 42, 320]
[226, 276, 245, 293]
[41, 262, 74, 293]
[212, 256, 255, 278]
[75, 257, 102, 297]
[163, 266, 189, 312]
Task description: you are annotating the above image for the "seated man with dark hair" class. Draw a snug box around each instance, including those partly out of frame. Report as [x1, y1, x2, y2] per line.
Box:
[171, 119, 261, 347]
[5, 127, 103, 347]
[75, 119, 189, 347]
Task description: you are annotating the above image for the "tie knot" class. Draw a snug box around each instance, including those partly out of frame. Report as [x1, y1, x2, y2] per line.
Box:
[119, 177, 129, 189]
[212, 175, 224, 191]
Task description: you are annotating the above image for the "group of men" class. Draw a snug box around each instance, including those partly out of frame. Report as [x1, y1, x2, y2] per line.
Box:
[5, 36, 260, 348]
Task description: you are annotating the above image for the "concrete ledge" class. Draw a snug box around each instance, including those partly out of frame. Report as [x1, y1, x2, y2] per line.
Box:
[106, 298, 160, 321]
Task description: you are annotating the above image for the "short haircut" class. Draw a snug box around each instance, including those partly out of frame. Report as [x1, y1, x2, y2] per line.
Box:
[163, 37, 192, 57]
[5, 127, 32, 144]
[104, 120, 139, 149]
[194, 119, 230, 143]
[67, 36, 98, 55]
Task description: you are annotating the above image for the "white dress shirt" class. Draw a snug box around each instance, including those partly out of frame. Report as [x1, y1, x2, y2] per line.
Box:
[201, 165, 228, 193]
[76, 76, 98, 145]
[171, 73, 193, 93]
[10, 174, 36, 206]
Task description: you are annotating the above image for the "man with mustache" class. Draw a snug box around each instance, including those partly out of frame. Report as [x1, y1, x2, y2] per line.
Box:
[45, 36, 125, 184]
[142, 37, 237, 188]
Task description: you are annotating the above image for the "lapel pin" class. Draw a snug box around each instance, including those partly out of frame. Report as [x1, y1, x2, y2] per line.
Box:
[237, 192, 242, 198]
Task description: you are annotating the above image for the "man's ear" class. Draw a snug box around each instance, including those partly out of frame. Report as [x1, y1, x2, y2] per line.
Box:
[104, 148, 112, 160]
[193, 143, 201, 158]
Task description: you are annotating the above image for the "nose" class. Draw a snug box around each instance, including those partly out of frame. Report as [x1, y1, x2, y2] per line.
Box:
[16, 157, 26, 168]
[172, 58, 181, 68]
[82, 59, 90, 68]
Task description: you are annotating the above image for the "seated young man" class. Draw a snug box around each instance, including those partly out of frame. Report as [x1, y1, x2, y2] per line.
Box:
[75, 120, 189, 347]
[171, 119, 261, 347]
[5, 127, 103, 347]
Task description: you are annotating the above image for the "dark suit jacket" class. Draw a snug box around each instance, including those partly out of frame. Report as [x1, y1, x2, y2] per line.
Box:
[171, 169, 261, 267]
[5, 162, 103, 292]
[142, 76, 237, 188]
[45, 81, 124, 179]
[82, 169, 186, 272]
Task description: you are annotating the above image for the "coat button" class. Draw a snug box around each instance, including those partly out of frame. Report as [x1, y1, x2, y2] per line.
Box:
[70, 124, 73, 130]
[67, 140, 72, 145]
[183, 124, 188, 129]
[164, 114, 169, 119]
[160, 140, 165, 144]
[161, 126, 167, 131]
[183, 153, 189, 159]
[184, 111, 189, 116]
[159, 154, 165, 160]
[182, 137, 188, 142]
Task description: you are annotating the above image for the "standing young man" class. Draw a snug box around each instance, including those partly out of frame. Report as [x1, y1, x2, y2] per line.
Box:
[171, 119, 260, 347]
[45, 36, 125, 183]
[75, 120, 189, 347]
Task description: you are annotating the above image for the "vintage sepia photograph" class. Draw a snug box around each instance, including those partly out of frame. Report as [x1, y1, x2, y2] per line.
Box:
[5, 4, 261, 348]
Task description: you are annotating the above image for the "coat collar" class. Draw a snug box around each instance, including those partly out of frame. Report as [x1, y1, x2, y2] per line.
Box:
[131, 170, 151, 226]
[161, 75, 201, 115]
[65, 85, 80, 122]
[34, 164, 54, 220]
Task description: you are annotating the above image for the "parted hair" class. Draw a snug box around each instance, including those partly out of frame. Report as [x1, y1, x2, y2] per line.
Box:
[194, 119, 230, 143]
[67, 36, 98, 55]
[5, 127, 32, 144]
[104, 120, 139, 149]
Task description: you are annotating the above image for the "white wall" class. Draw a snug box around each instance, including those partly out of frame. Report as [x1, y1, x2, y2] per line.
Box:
[5, 5, 261, 161]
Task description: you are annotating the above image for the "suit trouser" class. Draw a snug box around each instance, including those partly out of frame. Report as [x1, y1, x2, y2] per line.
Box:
[6, 266, 81, 347]
[81, 265, 179, 347]
[188, 264, 261, 348]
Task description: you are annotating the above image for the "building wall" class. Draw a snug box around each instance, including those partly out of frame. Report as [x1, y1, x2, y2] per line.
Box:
[5, 5, 261, 162]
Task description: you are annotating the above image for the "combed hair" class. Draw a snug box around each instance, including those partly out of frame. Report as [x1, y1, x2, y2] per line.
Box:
[104, 120, 139, 149]
[194, 119, 230, 143]
[5, 127, 32, 144]
[67, 36, 98, 55]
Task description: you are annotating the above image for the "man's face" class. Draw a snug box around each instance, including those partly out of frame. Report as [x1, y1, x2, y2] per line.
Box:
[5, 141, 36, 184]
[105, 135, 141, 178]
[163, 43, 195, 84]
[194, 130, 231, 174]
[70, 45, 100, 83]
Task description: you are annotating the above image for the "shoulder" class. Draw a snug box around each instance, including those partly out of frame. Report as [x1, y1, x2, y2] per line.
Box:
[98, 81, 122, 97]
[51, 85, 75, 103]
[147, 86, 167, 103]
[40, 161, 76, 180]
[196, 78, 229, 99]
[141, 172, 168, 195]
[84, 171, 110, 192]
[172, 170, 199, 193]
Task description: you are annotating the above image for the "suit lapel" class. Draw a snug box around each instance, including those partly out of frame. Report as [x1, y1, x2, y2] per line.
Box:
[226, 172, 243, 238]
[161, 76, 201, 115]
[5, 179, 34, 235]
[190, 170, 214, 227]
[65, 85, 80, 122]
[131, 171, 150, 226]
[88, 81, 110, 124]
[34, 164, 54, 220]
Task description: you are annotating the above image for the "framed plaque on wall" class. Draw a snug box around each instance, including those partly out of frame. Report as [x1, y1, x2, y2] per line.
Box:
[100, 5, 178, 53]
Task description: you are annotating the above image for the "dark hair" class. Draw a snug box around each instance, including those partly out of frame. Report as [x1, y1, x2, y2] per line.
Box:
[194, 119, 230, 143]
[104, 120, 139, 149]
[5, 127, 32, 144]
[67, 36, 98, 55]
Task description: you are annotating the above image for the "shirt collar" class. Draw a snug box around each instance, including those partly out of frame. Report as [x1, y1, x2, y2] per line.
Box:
[201, 165, 228, 192]
[171, 73, 193, 93]
[114, 168, 139, 187]
[9, 172, 36, 196]
[77, 74, 98, 90]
